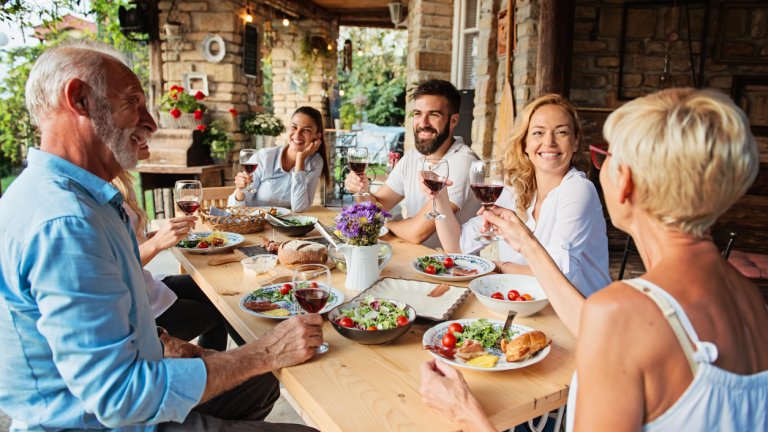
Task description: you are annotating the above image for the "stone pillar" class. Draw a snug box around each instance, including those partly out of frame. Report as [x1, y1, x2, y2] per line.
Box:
[270, 18, 337, 146]
[472, 0, 501, 159]
[512, 0, 539, 115]
[404, 0, 454, 151]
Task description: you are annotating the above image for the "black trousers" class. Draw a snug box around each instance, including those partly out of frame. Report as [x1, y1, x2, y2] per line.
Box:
[155, 275, 245, 350]
[158, 373, 316, 431]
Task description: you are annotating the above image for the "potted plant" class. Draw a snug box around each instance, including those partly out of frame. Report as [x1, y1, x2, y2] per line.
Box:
[158, 85, 209, 129]
[241, 112, 286, 148]
[199, 120, 234, 163]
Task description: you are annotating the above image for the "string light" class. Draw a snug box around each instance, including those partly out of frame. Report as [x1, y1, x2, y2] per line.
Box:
[339, 89, 345, 96]
[327, 42, 333, 51]
[282, 17, 290, 27]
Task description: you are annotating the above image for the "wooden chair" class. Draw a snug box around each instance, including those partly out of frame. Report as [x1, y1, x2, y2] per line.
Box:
[617, 231, 739, 280]
[201, 186, 234, 210]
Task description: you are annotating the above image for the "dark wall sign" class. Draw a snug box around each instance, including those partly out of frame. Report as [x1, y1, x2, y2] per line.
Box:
[243, 23, 259, 79]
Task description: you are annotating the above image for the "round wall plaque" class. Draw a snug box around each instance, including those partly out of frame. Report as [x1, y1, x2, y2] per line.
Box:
[202, 34, 226, 63]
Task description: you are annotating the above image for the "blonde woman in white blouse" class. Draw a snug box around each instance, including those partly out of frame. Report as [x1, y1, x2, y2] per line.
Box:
[229, 106, 330, 212]
[422, 94, 610, 297]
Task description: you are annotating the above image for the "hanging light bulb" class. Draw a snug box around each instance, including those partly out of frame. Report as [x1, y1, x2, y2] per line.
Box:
[282, 17, 290, 27]
[327, 41, 333, 51]
[339, 89, 345, 96]
[245, 7, 253, 23]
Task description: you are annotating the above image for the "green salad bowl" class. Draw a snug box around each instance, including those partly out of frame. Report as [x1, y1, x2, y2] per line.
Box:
[329, 298, 416, 345]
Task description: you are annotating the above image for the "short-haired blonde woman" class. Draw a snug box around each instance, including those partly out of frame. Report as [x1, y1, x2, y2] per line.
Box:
[420, 88, 768, 431]
[421, 94, 610, 297]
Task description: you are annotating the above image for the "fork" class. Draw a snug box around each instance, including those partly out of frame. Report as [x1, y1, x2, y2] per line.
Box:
[496, 310, 517, 348]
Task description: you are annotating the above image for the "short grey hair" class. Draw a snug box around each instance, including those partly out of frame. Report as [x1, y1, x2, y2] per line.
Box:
[25, 40, 126, 126]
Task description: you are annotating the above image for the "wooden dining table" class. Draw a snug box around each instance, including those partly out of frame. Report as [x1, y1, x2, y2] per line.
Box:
[171, 205, 577, 431]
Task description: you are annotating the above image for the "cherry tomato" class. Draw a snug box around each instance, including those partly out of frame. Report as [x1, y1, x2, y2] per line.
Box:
[521, 293, 533, 301]
[443, 257, 455, 268]
[367, 325, 378, 331]
[279, 283, 292, 295]
[309, 281, 319, 288]
[507, 290, 520, 301]
[396, 315, 410, 327]
[441, 332, 457, 349]
[425, 265, 437, 275]
[447, 322, 464, 335]
[491, 292, 504, 300]
[196, 241, 209, 249]
[338, 317, 354, 328]
[517, 296, 527, 302]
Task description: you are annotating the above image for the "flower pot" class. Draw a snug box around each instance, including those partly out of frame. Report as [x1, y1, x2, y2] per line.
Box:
[251, 135, 276, 149]
[336, 242, 393, 292]
[159, 111, 210, 129]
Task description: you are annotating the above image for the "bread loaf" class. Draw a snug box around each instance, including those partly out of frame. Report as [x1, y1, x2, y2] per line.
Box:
[277, 240, 328, 268]
[500, 330, 549, 362]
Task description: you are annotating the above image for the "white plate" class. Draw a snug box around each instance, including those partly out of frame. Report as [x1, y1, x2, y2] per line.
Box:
[361, 278, 470, 321]
[422, 318, 551, 372]
[255, 207, 291, 217]
[379, 226, 389, 237]
[239, 284, 345, 320]
[411, 254, 494, 282]
[175, 232, 245, 255]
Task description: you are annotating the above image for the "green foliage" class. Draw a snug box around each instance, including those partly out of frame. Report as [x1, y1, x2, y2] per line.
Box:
[338, 27, 406, 127]
[203, 121, 235, 161]
[0, 0, 149, 175]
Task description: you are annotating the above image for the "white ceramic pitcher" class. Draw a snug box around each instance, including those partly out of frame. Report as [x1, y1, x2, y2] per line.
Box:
[337, 242, 393, 291]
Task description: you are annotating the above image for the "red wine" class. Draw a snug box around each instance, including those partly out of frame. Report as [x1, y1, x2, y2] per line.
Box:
[349, 161, 368, 176]
[177, 200, 200, 215]
[422, 171, 447, 193]
[243, 163, 258, 174]
[294, 289, 329, 313]
[471, 184, 503, 206]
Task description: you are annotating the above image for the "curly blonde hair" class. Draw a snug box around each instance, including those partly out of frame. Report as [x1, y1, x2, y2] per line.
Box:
[503, 94, 585, 220]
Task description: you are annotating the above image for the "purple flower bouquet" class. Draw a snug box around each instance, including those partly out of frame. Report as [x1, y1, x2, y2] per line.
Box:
[334, 202, 391, 246]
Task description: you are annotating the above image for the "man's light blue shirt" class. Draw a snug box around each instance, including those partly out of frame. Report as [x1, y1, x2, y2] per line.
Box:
[0, 149, 207, 431]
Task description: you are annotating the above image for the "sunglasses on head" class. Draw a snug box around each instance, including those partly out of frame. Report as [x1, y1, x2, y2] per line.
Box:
[589, 145, 611, 170]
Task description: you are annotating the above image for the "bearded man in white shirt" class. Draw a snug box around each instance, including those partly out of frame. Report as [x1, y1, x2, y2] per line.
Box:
[344, 79, 481, 248]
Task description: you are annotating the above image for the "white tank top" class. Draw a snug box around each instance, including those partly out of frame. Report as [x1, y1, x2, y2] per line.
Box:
[565, 278, 768, 431]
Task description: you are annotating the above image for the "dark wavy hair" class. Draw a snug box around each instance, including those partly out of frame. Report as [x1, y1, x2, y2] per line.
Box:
[292, 106, 330, 187]
[409, 79, 461, 115]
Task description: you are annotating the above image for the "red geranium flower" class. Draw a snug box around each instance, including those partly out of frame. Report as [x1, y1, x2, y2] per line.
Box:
[194, 109, 204, 120]
[170, 108, 182, 119]
[228, 108, 238, 117]
[196, 124, 206, 131]
[194, 91, 205, 100]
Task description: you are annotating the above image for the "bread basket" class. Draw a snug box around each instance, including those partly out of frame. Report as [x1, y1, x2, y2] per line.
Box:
[198, 206, 267, 234]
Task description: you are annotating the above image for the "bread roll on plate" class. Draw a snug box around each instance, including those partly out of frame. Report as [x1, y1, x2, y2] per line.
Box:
[277, 240, 328, 268]
[500, 330, 549, 362]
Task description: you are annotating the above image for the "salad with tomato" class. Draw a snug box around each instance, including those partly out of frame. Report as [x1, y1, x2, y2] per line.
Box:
[415, 255, 455, 275]
[440, 319, 520, 349]
[334, 297, 411, 330]
[250, 281, 320, 303]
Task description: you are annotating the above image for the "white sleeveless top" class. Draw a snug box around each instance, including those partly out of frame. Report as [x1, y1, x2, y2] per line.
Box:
[566, 278, 768, 431]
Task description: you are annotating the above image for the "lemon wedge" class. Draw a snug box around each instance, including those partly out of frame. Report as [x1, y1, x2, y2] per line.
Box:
[262, 309, 290, 317]
[466, 354, 499, 368]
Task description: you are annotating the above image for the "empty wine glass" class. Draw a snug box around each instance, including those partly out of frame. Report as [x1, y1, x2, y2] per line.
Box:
[470, 160, 505, 242]
[292, 264, 331, 354]
[174, 180, 202, 239]
[421, 158, 449, 220]
[239, 149, 258, 192]
[347, 147, 370, 197]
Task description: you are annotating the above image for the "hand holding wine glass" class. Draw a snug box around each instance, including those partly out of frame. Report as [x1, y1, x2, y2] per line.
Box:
[421, 158, 449, 220]
[470, 160, 505, 242]
[292, 264, 331, 354]
[347, 147, 370, 197]
[174, 180, 202, 239]
[239, 149, 258, 192]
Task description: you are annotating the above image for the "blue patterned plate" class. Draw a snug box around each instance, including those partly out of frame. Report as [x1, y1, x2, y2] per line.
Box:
[411, 253, 494, 282]
[239, 283, 345, 320]
[175, 232, 245, 255]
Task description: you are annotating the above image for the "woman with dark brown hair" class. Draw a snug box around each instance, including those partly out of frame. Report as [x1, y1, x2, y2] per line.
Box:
[229, 106, 330, 212]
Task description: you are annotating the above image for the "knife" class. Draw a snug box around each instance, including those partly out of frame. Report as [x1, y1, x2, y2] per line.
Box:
[314, 221, 344, 250]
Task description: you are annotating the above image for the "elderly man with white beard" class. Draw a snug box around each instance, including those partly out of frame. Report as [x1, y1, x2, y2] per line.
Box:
[0, 41, 322, 431]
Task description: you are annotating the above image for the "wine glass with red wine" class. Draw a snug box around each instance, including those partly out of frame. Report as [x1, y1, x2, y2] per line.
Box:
[347, 147, 370, 197]
[239, 149, 258, 192]
[421, 158, 450, 220]
[174, 180, 202, 239]
[292, 264, 331, 354]
[470, 160, 505, 242]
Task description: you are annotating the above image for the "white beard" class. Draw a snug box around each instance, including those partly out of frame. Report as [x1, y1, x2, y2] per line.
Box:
[91, 96, 139, 170]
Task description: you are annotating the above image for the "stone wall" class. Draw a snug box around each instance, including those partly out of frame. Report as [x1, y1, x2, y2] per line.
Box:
[471, 0, 501, 159]
[570, 0, 768, 108]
